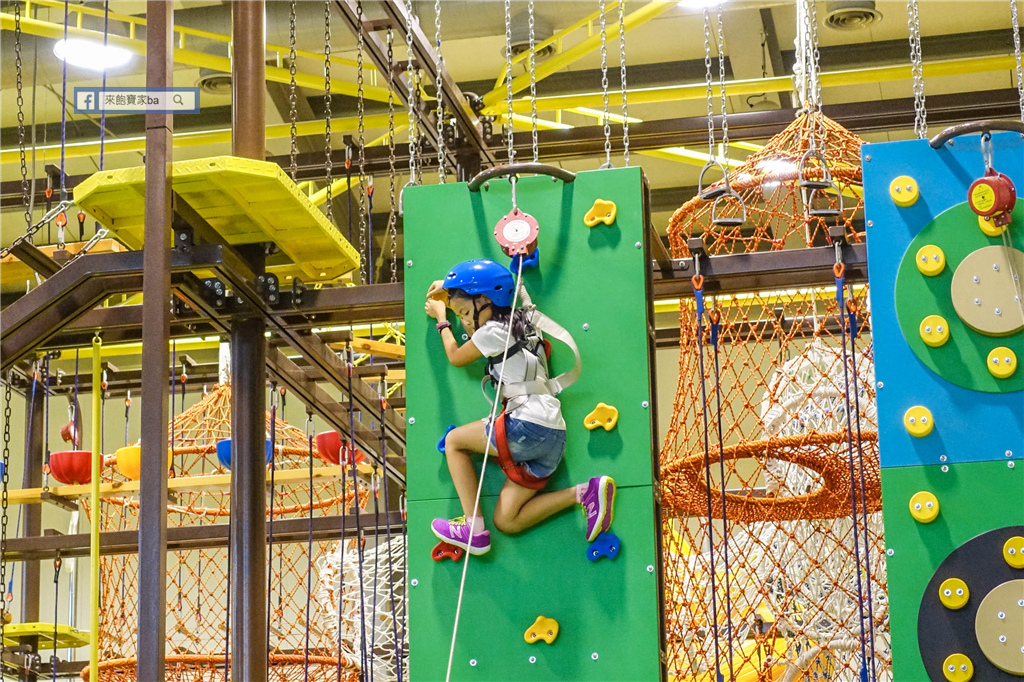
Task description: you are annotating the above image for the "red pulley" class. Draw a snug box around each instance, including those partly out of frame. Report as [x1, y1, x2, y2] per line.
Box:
[969, 168, 1017, 226]
[493, 209, 539, 257]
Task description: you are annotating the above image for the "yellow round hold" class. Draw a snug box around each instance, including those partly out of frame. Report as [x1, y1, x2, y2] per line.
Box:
[916, 244, 946, 276]
[939, 577, 969, 609]
[942, 653, 974, 682]
[987, 347, 1018, 379]
[978, 214, 1007, 237]
[1004, 536, 1024, 569]
[919, 315, 951, 348]
[890, 175, 920, 207]
[904, 405, 934, 437]
[909, 490, 940, 524]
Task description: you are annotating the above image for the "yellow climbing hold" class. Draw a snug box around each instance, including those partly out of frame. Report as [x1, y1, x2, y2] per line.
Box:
[942, 653, 974, 682]
[904, 405, 934, 437]
[915, 244, 946, 277]
[919, 314, 950, 348]
[584, 402, 619, 432]
[1004, 536, 1024, 569]
[987, 347, 1017, 379]
[584, 199, 617, 227]
[939, 577, 970, 610]
[978, 214, 1007, 237]
[524, 615, 559, 644]
[890, 175, 920, 207]
[909, 490, 940, 524]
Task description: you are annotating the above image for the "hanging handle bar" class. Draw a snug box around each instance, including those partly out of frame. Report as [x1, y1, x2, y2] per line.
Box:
[697, 160, 731, 202]
[797, 149, 834, 190]
[710, 189, 748, 228]
[467, 163, 576, 192]
[928, 120, 1024, 149]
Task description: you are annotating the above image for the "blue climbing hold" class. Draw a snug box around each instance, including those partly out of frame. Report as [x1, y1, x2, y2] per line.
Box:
[510, 247, 540, 273]
[216, 438, 274, 470]
[586, 532, 620, 562]
[437, 425, 457, 454]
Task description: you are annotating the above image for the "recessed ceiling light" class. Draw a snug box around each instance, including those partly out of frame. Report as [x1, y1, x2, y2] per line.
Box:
[53, 39, 132, 72]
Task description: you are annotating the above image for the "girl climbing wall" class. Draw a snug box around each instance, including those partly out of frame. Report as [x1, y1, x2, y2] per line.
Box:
[423, 259, 615, 555]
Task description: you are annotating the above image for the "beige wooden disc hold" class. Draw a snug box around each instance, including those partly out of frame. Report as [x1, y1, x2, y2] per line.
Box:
[951, 246, 1024, 336]
[974, 579, 1024, 675]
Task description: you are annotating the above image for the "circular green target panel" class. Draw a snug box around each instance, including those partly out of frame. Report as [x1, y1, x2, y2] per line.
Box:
[895, 200, 1024, 393]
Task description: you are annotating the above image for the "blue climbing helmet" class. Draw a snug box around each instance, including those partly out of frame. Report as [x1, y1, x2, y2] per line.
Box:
[442, 259, 515, 308]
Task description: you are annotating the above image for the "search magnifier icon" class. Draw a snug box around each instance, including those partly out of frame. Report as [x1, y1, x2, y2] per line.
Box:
[173, 94, 184, 106]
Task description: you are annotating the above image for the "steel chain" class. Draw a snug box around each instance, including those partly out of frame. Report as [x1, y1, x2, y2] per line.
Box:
[434, 0, 446, 182]
[356, 1, 369, 285]
[809, 0, 824, 147]
[504, 0, 516, 163]
[288, 0, 299, 180]
[528, 0, 539, 163]
[907, 0, 927, 138]
[15, 2, 31, 233]
[716, 4, 730, 161]
[405, 0, 420, 184]
[324, 0, 334, 224]
[0, 200, 72, 260]
[1013, 0, 1024, 124]
[703, 9, 715, 158]
[386, 30, 399, 284]
[618, 0, 630, 166]
[599, 0, 612, 167]
[1, 377, 12, 642]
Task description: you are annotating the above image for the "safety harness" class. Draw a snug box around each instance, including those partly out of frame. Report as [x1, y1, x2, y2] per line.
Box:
[481, 305, 581, 489]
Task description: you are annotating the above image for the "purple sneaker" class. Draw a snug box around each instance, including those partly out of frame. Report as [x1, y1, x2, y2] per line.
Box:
[431, 516, 491, 556]
[581, 476, 616, 542]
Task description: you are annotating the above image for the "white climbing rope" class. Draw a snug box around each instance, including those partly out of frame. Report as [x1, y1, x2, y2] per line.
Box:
[444, 256, 526, 682]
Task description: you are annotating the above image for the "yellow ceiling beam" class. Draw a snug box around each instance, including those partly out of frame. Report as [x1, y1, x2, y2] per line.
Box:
[0, 114, 396, 164]
[480, 1, 675, 110]
[25, 0, 365, 70]
[0, 13, 390, 102]
[497, 53, 1019, 114]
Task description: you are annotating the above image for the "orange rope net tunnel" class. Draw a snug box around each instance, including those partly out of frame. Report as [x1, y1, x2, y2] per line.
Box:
[660, 112, 890, 682]
[85, 384, 375, 682]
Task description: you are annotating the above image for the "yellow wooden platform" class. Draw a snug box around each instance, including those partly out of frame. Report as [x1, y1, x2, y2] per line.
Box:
[73, 156, 360, 281]
[0, 239, 127, 293]
[2, 622, 91, 649]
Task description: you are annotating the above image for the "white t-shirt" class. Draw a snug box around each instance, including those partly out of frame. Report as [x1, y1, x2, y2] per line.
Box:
[471, 320, 566, 430]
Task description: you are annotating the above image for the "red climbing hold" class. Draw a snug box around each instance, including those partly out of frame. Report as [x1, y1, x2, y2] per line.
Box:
[431, 541, 464, 562]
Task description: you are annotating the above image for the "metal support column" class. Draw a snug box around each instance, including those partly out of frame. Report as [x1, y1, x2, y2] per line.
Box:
[136, 2, 173, 680]
[19, 376, 43, 682]
[229, 3, 267, 681]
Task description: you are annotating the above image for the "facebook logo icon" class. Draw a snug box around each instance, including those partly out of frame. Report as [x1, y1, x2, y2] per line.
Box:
[77, 90, 99, 112]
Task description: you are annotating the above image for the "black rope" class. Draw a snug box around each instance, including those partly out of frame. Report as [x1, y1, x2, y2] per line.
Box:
[708, 308, 735, 682]
[844, 296, 879, 682]
[835, 270, 872, 682]
[266, 385, 278, 670]
[692, 281, 724, 682]
[379, 384, 402, 681]
[347, 346, 370, 682]
[51, 553, 61, 682]
[304, 413, 315, 681]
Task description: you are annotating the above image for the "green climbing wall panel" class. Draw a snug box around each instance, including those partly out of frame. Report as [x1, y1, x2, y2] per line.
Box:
[881, 460, 1024, 681]
[403, 167, 663, 682]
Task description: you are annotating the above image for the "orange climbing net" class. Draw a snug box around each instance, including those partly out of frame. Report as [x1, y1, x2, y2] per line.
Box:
[660, 112, 890, 681]
[86, 384, 370, 682]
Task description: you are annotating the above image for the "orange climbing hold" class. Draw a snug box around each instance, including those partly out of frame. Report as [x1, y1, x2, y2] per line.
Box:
[584, 199, 617, 227]
[523, 615, 559, 644]
[583, 402, 619, 432]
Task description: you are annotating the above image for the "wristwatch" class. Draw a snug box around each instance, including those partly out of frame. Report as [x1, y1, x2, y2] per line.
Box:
[436, 321, 452, 334]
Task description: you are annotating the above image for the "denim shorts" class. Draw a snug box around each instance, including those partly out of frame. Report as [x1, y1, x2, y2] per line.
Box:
[486, 416, 566, 479]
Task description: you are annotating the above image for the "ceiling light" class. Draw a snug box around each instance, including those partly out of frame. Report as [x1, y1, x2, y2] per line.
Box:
[54, 38, 132, 72]
[757, 159, 797, 175]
